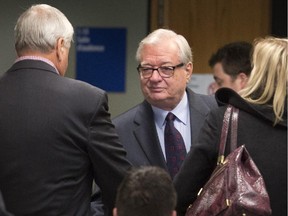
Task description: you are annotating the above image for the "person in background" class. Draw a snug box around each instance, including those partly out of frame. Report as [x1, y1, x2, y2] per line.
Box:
[112, 28, 217, 179]
[113, 166, 177, 216]
[209, 41, 252, 92]
[0, 4, 131, 216]
[174, 37, 287, 216]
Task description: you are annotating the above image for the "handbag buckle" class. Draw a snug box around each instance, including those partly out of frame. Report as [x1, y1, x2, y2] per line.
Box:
[217, 155, 225, 165]
[226, 199, 231, 206]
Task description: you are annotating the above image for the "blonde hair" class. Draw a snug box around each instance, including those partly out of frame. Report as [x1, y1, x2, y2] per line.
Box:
[240, 37, 288, 125]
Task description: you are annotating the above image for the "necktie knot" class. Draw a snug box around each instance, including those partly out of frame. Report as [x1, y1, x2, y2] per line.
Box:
[166, 112, 176, 122]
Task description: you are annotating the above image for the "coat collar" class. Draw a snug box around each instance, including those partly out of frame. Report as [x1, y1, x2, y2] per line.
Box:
[8, 59, 59, 75]
[215, 88, 287, 127]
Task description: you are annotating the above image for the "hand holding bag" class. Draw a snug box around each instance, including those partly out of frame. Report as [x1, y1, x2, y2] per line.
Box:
[185, 105, 272, 216]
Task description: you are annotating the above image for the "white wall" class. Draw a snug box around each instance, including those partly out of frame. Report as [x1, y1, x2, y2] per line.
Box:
[0, 0, 148, 117]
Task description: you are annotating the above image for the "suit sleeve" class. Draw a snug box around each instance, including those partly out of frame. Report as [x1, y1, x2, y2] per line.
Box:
[86, 92, 132, 215]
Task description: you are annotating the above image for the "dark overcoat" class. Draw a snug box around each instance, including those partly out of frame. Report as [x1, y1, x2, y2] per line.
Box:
[174, 88, 287, 216]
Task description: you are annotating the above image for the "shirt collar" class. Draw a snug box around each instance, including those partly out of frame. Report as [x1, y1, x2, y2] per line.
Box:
[15, 56, 59, 75]
[152, 91, 189, 128]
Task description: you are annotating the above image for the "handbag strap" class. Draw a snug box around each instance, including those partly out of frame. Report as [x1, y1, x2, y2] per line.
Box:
[217, 105, 239, 164]
[218, 105, 232, 164]
[230, 106, 239, 151]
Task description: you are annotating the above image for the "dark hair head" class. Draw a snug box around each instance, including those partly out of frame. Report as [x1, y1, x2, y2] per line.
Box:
[115, 166, 177, 216]
[209, 41, 252, 79]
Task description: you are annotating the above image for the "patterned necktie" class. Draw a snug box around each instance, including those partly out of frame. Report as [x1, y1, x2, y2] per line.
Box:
[164, 112, 187, 178]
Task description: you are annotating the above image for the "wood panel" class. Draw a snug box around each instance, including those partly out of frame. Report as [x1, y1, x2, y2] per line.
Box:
[150, 0, 271, 73]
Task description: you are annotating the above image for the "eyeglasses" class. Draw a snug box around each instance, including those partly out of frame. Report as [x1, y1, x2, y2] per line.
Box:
[137, 63, 184, 79]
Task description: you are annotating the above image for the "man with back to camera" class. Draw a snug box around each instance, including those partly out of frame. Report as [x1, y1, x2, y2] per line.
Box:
[112, 29, 217, 180]
[0, 4, 131, 216]
[209, 41, 252, 92]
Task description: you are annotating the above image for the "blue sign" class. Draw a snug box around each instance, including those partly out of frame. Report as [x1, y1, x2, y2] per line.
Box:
[76, 27, 126, 92]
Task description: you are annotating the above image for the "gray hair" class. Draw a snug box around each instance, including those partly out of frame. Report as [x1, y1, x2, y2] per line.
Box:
[136, 28, 193, 64]
[14, 4, 74, 54]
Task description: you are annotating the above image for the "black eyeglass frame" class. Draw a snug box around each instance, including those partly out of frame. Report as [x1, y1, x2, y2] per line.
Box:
[137, 63, 185, 78]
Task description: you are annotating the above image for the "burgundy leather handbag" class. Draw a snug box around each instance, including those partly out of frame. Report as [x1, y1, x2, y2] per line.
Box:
[185, 105, 272, 216]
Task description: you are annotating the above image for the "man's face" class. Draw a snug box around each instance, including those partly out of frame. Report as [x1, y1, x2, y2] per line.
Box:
[139, 40, 192, 111]
[212, 62, 243, 92]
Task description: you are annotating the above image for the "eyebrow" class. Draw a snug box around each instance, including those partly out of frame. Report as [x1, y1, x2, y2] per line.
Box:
[140, 62, 174, 66]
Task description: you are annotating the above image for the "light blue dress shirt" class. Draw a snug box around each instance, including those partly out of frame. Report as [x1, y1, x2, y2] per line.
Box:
[152, 91, 191, 160]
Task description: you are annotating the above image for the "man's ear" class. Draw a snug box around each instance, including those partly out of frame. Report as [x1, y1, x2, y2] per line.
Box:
[113, 208, 118, 216]
[237, 72, 249, 89]
[185, 62, 193, 83]
[56, 38, 65, 62]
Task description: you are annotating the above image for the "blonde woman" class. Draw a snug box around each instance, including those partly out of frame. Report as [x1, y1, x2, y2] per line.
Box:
[174, 37, 287, 216]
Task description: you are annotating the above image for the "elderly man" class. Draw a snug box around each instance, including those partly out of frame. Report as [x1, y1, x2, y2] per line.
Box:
[0, 4, 131, 216]
[112, 29, 217, 179]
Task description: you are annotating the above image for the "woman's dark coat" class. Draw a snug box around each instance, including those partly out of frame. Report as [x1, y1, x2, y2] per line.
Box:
[174, 88, 287, 216]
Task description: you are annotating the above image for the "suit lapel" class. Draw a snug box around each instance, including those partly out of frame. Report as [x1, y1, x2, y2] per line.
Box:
[133, 101, 167, 168]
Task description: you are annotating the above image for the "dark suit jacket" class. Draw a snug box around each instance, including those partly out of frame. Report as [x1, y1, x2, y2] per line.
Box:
[174, 88, 287, 216]
[0, 60, 131, 216]
[112, 88, 217, 169]
[0, 191, 13, 216]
